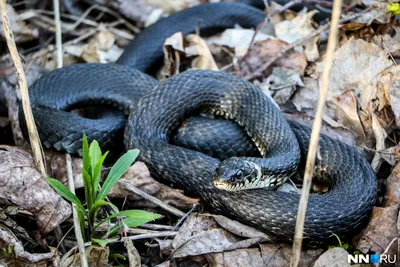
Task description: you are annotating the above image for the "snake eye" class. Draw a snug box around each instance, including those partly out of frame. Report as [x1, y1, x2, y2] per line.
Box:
[235, 170, 243, 180]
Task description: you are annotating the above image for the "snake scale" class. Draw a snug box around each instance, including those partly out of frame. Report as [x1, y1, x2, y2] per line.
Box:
[21, 2, 377, 246]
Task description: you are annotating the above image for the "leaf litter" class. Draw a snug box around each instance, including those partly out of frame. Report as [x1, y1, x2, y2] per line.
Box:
[0, 0, 400, 266]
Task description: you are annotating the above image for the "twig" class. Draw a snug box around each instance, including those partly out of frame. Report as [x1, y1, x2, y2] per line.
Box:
[66, 153, 88, 267]
[53, 0, 87, 264]
[243, 8, 370, 80]
[124, 231, 178, 241]
[381, 37, 397, 66]
[0, 0, 47, 177]
[289, 0, 343, 265]
[53, 1, 63, 69]
[118, 180, 185, 217]
[140, 224, 177, 231]
[173, 204, 198, 230]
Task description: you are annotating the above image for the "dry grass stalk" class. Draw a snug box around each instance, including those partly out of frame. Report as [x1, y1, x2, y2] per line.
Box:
[0, 0, 47, 177]
[289, 0, 343, 266]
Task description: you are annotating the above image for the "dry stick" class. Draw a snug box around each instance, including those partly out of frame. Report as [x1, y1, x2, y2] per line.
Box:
[0, 0, 47, 177]
[244, 9, 369, 81]
[118, 180, 186, 217]
[52, 0, 88, 265]
[66, 154, 88, 267]
[289, 0, 343, 265]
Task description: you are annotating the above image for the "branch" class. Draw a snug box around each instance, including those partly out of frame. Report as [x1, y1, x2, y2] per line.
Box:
[289, 0, 343, 265]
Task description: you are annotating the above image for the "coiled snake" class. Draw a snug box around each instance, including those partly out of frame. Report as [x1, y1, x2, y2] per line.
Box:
[22, 2, 377, 246]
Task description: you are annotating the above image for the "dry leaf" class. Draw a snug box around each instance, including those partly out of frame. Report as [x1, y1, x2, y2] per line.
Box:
[162, 32, 218, 77]
[206, 29, 273, 58]
[356, 206, 399, 254]
[163, 32, 186, 75]
[171, 213, 270, 258]
[0, 229, 58, 266]
[81, 29, 123, 63]
[46, 151, 83, 189]
[384, 163, 400, 206]
[313, 248, 351, 267]
[335, 90, 366, 144]
[0, 5, 38, 42]
[239, 39, 307, 78]
[316, 38, 400, 166]
[205, 243, 322, 267]
[342, 2, 392, 26]
[93, 0, 155, 24]
[61, 245, 109, 267]
[0, 146, 71, 233]
[261, 67, 304, 105]
[274, 10, 319, 61]
[109, 162, 199, 210]
[389, 73, 400, 127]
[186, 34, 218, 71]
[124, 239, 141, 267]
[144, 0, 200, 14]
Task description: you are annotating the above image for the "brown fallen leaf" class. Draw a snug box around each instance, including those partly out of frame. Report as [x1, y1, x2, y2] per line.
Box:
[204, 243, 322, 267]
[389, 72, 400, 128]
[355, 206, 399, 254]
[80, 28, 123, 63]
[341, 2, 392, 27]
[0, 146, 71, 233]
[186, 34, 218, 71]
[109, 162, 199, 210]
[312, 247, 351, 267]
[384, 163, 400, 207]
[335, 90, 367, 144]
[145, 0, 201, 14]
[315, 38, 400, 167]
[274, 10, 319, 61]
[0, 4, 38, 42]
[171, 213, 270, 258]
[60, 245, 109, 267]
[260, 67, 304, 105]
[46, 151, 83, 189]
[206, 29, 272, 58]
[238, 39, 307, 79]
[0, 228, 58, 266]
[92, 0, 155, 25]
[162, 32, 218, 77]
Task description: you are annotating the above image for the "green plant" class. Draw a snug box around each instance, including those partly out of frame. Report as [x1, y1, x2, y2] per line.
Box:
[388, 3, 400, 16]
[328, 233, 349, 250]
[47, 135, 161, 243]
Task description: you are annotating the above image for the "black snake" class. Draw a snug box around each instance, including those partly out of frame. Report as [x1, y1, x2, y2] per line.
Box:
[21, 2, 377, 246]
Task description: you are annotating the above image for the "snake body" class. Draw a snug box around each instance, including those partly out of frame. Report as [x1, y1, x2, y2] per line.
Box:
[22, 2, 377, 246]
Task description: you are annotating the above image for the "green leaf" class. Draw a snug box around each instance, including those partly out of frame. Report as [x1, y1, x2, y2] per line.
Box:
[91, 238, 108, 248]
[342, 243, 349, 250]
[76, 207, 87, 241]
[82, 134, 91, 174]
[388, 3, 400, 16]
[92, 152, 109, 201]
[89, 199, 119, 221]
[46, 178, 84, 211]
[82, 168, 93, 209]
[109, 253, 126, 260]
[96, 209, 161, 229]
[89, 140, 102, 177]
[107, 216, 159, 237]
[96, 149, 139, 202]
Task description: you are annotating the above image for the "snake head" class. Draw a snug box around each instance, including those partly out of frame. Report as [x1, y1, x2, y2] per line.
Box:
[214, 158, 260, 191]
